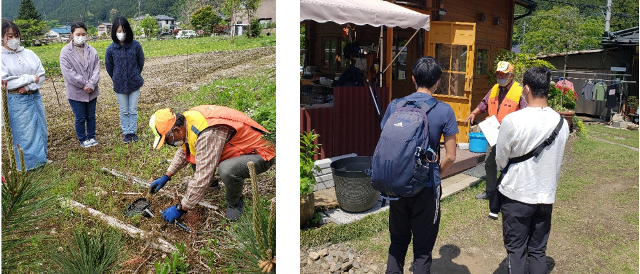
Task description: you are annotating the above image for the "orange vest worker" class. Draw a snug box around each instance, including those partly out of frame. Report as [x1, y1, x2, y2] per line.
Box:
[487, 82, 523, 123]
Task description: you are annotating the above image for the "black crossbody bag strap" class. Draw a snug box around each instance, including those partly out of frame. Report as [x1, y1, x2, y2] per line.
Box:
[497, 115, 564, 183]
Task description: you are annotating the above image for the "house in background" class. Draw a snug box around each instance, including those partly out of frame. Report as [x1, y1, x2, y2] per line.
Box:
[97, 23, 112, 37]
[231, 0, 276, 35]
[134, 14, 177, 30]
[46, 27, 71, 42]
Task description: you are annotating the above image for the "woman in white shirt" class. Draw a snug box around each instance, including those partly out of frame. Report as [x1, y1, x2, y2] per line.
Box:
[1, 19, 48, 171]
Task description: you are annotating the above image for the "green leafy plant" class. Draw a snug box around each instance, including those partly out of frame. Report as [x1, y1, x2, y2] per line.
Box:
[154, 243, 190, 274]
[247, 18, 262, 38]
[626, 96, 638, 110]
[49, 226, 123, 274]
[572, 115, 586, 137]
[489, 49, 555, 85]
[548, 84, 577, 111]
[300, 130, 321, 195]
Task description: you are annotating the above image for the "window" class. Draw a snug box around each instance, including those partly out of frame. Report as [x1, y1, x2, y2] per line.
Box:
[322, 38, 338, 69]
[476, 48, 489, 75]
[434, 44, 467, 97]
[392, 38, 408, 81]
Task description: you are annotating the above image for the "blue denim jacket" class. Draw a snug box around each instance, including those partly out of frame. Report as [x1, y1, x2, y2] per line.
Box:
[105, 40, 145, 94]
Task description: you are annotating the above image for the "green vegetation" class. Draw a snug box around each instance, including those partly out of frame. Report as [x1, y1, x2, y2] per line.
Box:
[49, 226, 123, 274]
[489, 49, 555, 85]
[29, 35, 276, 68]
[140, 15, 160, 38]
[154, 243, 190, 274]
[191, 6, 223, 35]
[586, 124, 639, 148]
[300, 131, 321, 195]
[301, 210, 389, 247]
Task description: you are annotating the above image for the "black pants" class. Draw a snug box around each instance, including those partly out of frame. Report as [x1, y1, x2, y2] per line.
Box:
[501, 196, 553, 274]
[386, 186, 440, 274]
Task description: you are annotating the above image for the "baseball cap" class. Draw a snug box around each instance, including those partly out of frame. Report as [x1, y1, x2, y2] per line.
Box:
[149, 108, 176, 149]
[495, 61, 514, 74]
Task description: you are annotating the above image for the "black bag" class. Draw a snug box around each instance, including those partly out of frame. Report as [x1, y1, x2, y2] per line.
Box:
[488, 115, 564, 219]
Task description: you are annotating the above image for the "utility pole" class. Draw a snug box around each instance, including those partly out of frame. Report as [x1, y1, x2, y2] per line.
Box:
[138, 0, 141, 18]
[604, 0, 612, 37]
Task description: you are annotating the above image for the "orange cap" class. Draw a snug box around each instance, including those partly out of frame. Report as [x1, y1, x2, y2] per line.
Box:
[495, 61, 514, 74]
[149, 108, 176, 149]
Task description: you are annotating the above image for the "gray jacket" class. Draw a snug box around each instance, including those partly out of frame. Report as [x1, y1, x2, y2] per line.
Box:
[60, 42, 100, 102]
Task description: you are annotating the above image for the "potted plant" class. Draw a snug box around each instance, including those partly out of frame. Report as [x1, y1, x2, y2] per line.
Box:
[300, 130, 321, 227]
[548, 83, 578, 131]
[627, 96, 638, 115]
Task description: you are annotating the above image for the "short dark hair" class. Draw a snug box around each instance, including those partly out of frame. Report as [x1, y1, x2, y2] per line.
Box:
[173, 112, 186, 129]
[522, 67, 551, 98]
[70, 22, 87, 34]
[412, 56, 442, 89]
[2, 19, 21, 40]
[111, 17, 134, 44]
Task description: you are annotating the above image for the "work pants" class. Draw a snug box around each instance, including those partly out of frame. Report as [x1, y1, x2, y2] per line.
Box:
[386, 186, 440, 274]
[501, 195, 553, 274]
[218, 154, 274, 207]
[485, 144, 497, 193]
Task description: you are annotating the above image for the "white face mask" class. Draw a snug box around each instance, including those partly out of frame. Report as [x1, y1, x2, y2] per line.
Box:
[497, 78, 510, 87]
[116, 33, 126, 41]
[6, 38, 20, 50]
[73, 36, 86, 45]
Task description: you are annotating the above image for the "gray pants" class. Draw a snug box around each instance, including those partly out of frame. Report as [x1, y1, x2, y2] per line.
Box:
[485, 144, 497, 193]
[218, 154, 274, 207]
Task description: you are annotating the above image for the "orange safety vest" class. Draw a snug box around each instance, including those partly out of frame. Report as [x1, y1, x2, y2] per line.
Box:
[181, 105, 275, 165]
[487, 81, 523, 123]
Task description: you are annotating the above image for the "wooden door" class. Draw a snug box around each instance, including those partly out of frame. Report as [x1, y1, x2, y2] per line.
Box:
[427, 22, 476, 143]
[391, 29, 419, 99]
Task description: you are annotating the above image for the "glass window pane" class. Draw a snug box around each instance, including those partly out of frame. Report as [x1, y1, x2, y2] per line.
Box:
[323, 40, 337, 68]
[393, 38, 408, 81]
[435, 44, 451, 70]
[435, 73, 450, 95]
[451, 45, 467, 73]
[448, 72, 465, 96]
[476, 48, 489, 75]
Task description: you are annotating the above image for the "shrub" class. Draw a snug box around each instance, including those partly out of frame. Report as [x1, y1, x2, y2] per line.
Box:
[49, 226, 123, 274]
[549, 84, 577, 111]
[246, 19, 262, 38]
[300, 131, 321, 195]
[489, 49, 556, 85]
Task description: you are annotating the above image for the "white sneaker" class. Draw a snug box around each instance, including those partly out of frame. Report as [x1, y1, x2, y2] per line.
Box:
[81, 140, 95, 148]
[88, 138, 98, 146]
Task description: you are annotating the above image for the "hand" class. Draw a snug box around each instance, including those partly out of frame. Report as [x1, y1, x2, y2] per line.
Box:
[162, 204, 185, 223]
[465, 113, 476, 125]
[34, 75, 40, 83]
[149, 175, 170, 194]
[17, 87, 28, 94]
[83, 86, 92, 93]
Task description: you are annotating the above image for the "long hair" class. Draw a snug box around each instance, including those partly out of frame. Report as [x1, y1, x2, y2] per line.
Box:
[111, 16, 134, 44]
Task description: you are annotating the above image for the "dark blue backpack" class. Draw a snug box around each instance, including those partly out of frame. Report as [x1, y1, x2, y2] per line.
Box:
[370, 98, 439, 199]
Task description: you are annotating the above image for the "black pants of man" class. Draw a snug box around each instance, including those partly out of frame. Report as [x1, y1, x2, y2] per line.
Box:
[501, 195, 553, 274]
[386, 186, 440, 274]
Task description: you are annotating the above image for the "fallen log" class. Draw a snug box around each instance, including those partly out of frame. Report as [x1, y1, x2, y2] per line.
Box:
[101, 167, 218, 210]
[60, 198, 178, 254]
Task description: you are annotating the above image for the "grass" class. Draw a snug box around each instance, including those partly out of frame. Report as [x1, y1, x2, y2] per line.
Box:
[585, 124, 639, 148]
[29, 35, 276, 64]
[302, 126, 639, 273]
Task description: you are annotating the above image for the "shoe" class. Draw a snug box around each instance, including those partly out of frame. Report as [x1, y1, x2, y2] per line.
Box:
[123, 134, 132, 144]
[475, 191, 491, 200]
[488, 212, 499, 220]
[81, 139, 95, 148]
[226, 199, 245, 221]
[183, 177, 221, 191]
[88, 138, 98, 146]
[131, 134, 139, 142]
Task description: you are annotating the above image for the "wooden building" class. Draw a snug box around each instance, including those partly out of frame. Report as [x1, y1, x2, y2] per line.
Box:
[301, 0, 536, 158]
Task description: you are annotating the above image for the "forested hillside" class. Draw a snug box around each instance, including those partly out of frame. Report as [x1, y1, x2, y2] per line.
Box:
[2, 0, 225, 25]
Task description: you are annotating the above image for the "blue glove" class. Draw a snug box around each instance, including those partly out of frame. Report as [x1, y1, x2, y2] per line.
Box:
[162, 204, 186, 223]
[149, 175, 170, 194]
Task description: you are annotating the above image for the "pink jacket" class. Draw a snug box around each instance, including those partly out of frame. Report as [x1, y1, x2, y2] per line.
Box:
[59, 42, 100, 102]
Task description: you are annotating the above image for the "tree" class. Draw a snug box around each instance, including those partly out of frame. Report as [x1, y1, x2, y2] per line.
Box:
[246, 18, 261, 38]
[243, 0, 263, 27]
[191, 5, 222, 34]
[140, 15, 159, 39]
[13, 19, 46, 47]
[45, 20, 62, 29]
[87, 25, 97, 36]
[611, 0, 639, 32]
[222, 0, 242, 43]
[519, 6, 603, 55]
[17, 0, 41, 21]
[109, 8, 119, 22]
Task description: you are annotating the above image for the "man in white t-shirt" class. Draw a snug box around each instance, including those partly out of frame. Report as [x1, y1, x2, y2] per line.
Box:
[494, 67, 569, 274]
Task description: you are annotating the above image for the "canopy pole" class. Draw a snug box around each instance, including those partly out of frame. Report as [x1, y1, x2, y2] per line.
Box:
[379, 26, 384, 88]
[382, 28, 420, 74]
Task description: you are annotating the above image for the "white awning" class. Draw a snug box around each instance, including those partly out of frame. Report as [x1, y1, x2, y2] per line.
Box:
[300, 0, 430, 31]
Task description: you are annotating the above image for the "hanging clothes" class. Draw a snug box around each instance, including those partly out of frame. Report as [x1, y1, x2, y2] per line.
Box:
[556, 79, 575, 92]
[582, 80, 595, 101]
[593, 81, 607, 101]
[606, 82, 620, 108]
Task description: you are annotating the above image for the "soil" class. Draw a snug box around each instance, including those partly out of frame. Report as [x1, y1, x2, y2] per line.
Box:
[33, 46, 276, 273]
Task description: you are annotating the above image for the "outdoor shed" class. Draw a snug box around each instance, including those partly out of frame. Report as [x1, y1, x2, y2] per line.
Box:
[301, 0, 535, 159]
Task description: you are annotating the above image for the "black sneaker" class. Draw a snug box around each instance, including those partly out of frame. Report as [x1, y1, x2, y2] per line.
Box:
[226, 199, 245, 221]
[123, 134, 132, 144]
[131, 134, 139, 142]
[475, 191, 491, 200]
